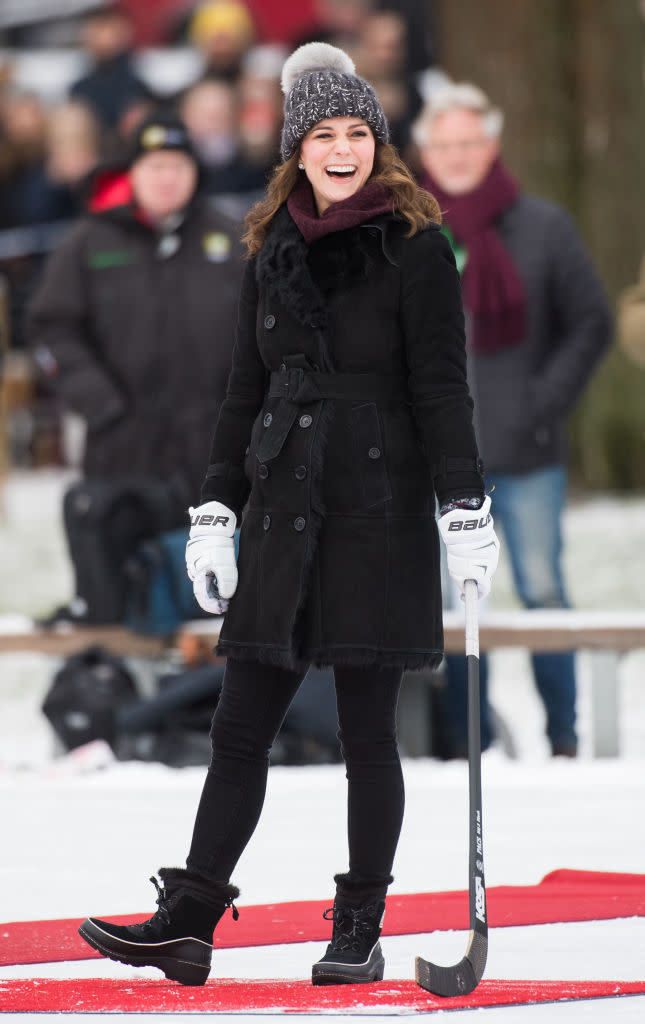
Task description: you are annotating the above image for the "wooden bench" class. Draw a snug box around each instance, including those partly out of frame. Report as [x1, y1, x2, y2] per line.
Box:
[2, 609, 644, 758]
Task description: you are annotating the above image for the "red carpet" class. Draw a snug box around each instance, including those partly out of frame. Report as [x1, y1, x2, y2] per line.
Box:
[2, 869, 644, 968]
[1, 977, 644, 1013]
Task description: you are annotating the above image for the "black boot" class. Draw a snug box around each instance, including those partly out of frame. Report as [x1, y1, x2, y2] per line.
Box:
[78, 869, 239, 986]
[312, 872, 390, 985]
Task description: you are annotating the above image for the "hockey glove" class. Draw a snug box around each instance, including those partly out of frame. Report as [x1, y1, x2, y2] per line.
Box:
[186, 501, 238, 614]
[438, 494, 500, 600]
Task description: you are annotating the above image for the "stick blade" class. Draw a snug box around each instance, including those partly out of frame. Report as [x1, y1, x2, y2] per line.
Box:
[415, 931, 487, 997]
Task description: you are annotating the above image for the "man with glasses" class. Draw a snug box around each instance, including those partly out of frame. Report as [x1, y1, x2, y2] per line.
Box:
[412, 81, 611, 759]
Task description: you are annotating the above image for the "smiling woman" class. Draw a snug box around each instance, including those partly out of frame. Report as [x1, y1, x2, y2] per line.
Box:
[77, 40, 499, 996]
[299, 117, 375, 214]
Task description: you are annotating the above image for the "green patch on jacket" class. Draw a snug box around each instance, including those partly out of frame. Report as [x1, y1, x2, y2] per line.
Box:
[441, 225, 467, 276]
[89, 250, 136, 269]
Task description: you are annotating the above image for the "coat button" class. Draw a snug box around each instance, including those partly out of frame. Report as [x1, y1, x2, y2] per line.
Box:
[368, 447, 381, 459]
[299, 413, 312, 428]
[263, 412, 272, 427]
[293, 516, 306, 531]
[264, 314, 276, 329]
[294, 465, 307, 480]
[258, 464, 269, 479]
[263, 514, 271, 530]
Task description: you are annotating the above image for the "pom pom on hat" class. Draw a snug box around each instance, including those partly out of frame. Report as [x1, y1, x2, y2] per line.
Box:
[279, 41, 389, 161]
[281, 42, 356, 95]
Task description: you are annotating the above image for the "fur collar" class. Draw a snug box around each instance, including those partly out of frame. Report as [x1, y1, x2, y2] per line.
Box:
[255, 204, 327, 328]
[255, 203, 388, 329]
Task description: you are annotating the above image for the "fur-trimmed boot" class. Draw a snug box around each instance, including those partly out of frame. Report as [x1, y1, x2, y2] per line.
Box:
[78, 868, 239, 986]
[311, 872, 390, 985]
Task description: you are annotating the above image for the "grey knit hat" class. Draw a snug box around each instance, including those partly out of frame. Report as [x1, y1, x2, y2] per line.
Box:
[280, 42, 389, 161]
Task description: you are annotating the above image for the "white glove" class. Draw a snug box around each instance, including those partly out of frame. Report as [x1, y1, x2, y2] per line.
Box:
[438, 495, 499, 599]
[186, 501, 238, 614]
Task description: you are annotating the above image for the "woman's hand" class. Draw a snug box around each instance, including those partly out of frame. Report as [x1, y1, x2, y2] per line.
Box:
[186, 501, 238, 614]
[438, 495, 499, 599]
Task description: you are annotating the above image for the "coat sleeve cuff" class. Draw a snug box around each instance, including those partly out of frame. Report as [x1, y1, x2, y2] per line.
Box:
[200, 462, 249, 520]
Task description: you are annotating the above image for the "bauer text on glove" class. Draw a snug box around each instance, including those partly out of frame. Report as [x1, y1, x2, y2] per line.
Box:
[438, 494, 499, 600]
[186, 501, 237, 614]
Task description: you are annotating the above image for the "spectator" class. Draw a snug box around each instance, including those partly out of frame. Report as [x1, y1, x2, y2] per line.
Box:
[70, 5, 151, 138]
[0, 92, 87, 347]
[45, 101, 104, 200]
[617, 258, 645, 368]
[187, 0, 256, 83]
[179, 78, 267, 197]
[413, 81, 612, 758]
[237, 44, 286, 174]
[375, 0, 437, 75]
[354, 9, 421, 151]
[26, 111, 245, 625]
[0, 92, 77, 228]
[114, 96, 157, 157]
[295, 0, 373, 52]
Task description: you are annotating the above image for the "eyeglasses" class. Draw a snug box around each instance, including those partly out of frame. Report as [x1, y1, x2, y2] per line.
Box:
[424, 138, 490, 153]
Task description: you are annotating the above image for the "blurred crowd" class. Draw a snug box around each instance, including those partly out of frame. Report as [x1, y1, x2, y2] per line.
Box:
[0, 3, 432, 336]
[0, 1, 437, 468]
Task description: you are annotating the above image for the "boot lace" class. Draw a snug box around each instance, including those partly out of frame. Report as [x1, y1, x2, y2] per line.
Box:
[147, 875, 239, 924]
[225, 894, 240, 921]
[141, 875, 173, 931]
[322, 903, 379, 954]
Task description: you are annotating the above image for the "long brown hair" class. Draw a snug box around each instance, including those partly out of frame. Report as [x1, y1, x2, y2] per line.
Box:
[242, 140, 441, 256]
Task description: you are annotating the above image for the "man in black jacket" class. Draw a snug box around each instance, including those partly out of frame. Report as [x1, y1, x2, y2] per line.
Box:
[26, 111, 245, 624]
[413, 81, 612, 758]
[70, 5, 150, 139]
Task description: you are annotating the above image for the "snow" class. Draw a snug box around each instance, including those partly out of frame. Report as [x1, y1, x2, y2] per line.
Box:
[1, 470, 645, 1020]
[1, 759, 645, 1020]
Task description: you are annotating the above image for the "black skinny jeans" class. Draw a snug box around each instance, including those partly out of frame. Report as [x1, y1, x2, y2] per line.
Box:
[186, 658, 405, 888]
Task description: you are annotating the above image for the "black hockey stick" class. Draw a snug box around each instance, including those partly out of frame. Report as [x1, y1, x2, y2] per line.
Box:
[415, 578, 487, 996]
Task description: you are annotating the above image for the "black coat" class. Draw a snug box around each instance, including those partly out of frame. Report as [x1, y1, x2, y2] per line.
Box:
[202, 206, 484, 670]
[468, 195, 612, 474]
[26, 199, 245, 521]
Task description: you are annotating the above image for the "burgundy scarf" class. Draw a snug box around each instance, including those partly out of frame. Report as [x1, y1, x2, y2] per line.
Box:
[287, 175, 395, 245]
[421, 158, 526, 353]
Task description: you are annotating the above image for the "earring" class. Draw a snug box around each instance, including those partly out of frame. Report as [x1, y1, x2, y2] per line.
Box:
[298, 162, 304, 170]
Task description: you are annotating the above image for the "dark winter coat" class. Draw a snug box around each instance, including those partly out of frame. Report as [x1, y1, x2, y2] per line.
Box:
[26, 198, 245, 520]
[70, 53, 150, 133]
[201, 205, 484, 670]
[467, 194, 612, 475]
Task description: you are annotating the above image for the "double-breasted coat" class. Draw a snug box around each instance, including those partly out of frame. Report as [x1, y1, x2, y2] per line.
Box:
[201, 203, 484, 670]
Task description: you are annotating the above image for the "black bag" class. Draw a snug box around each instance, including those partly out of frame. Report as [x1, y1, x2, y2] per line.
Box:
[42, 645, 138, 751]
[62, 477, 179, 622]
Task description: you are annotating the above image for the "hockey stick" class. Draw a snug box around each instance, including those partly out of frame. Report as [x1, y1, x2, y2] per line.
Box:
[415, 577, 487, 996]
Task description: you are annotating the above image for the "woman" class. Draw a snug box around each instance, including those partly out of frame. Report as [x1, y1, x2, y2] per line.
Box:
[78, 43, 499, 988]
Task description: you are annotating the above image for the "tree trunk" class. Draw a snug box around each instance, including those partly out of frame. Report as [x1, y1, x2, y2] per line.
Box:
[434, 0, 645, 489]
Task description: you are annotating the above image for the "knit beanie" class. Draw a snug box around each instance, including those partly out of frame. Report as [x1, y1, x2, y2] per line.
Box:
[280, 42, 389, 161]
[128, 111, 198, 168]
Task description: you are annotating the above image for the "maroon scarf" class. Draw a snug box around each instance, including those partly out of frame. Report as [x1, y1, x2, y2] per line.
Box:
[421, 158, 526, 353]
[287, 175, 395, 245]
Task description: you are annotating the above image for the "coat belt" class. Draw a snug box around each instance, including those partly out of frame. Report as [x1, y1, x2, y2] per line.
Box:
[257, 368, 408, 463]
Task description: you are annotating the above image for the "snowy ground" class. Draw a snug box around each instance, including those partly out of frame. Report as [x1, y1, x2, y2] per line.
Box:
[1, 470, 645, 1020]
[1, 758, 645, 1021]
